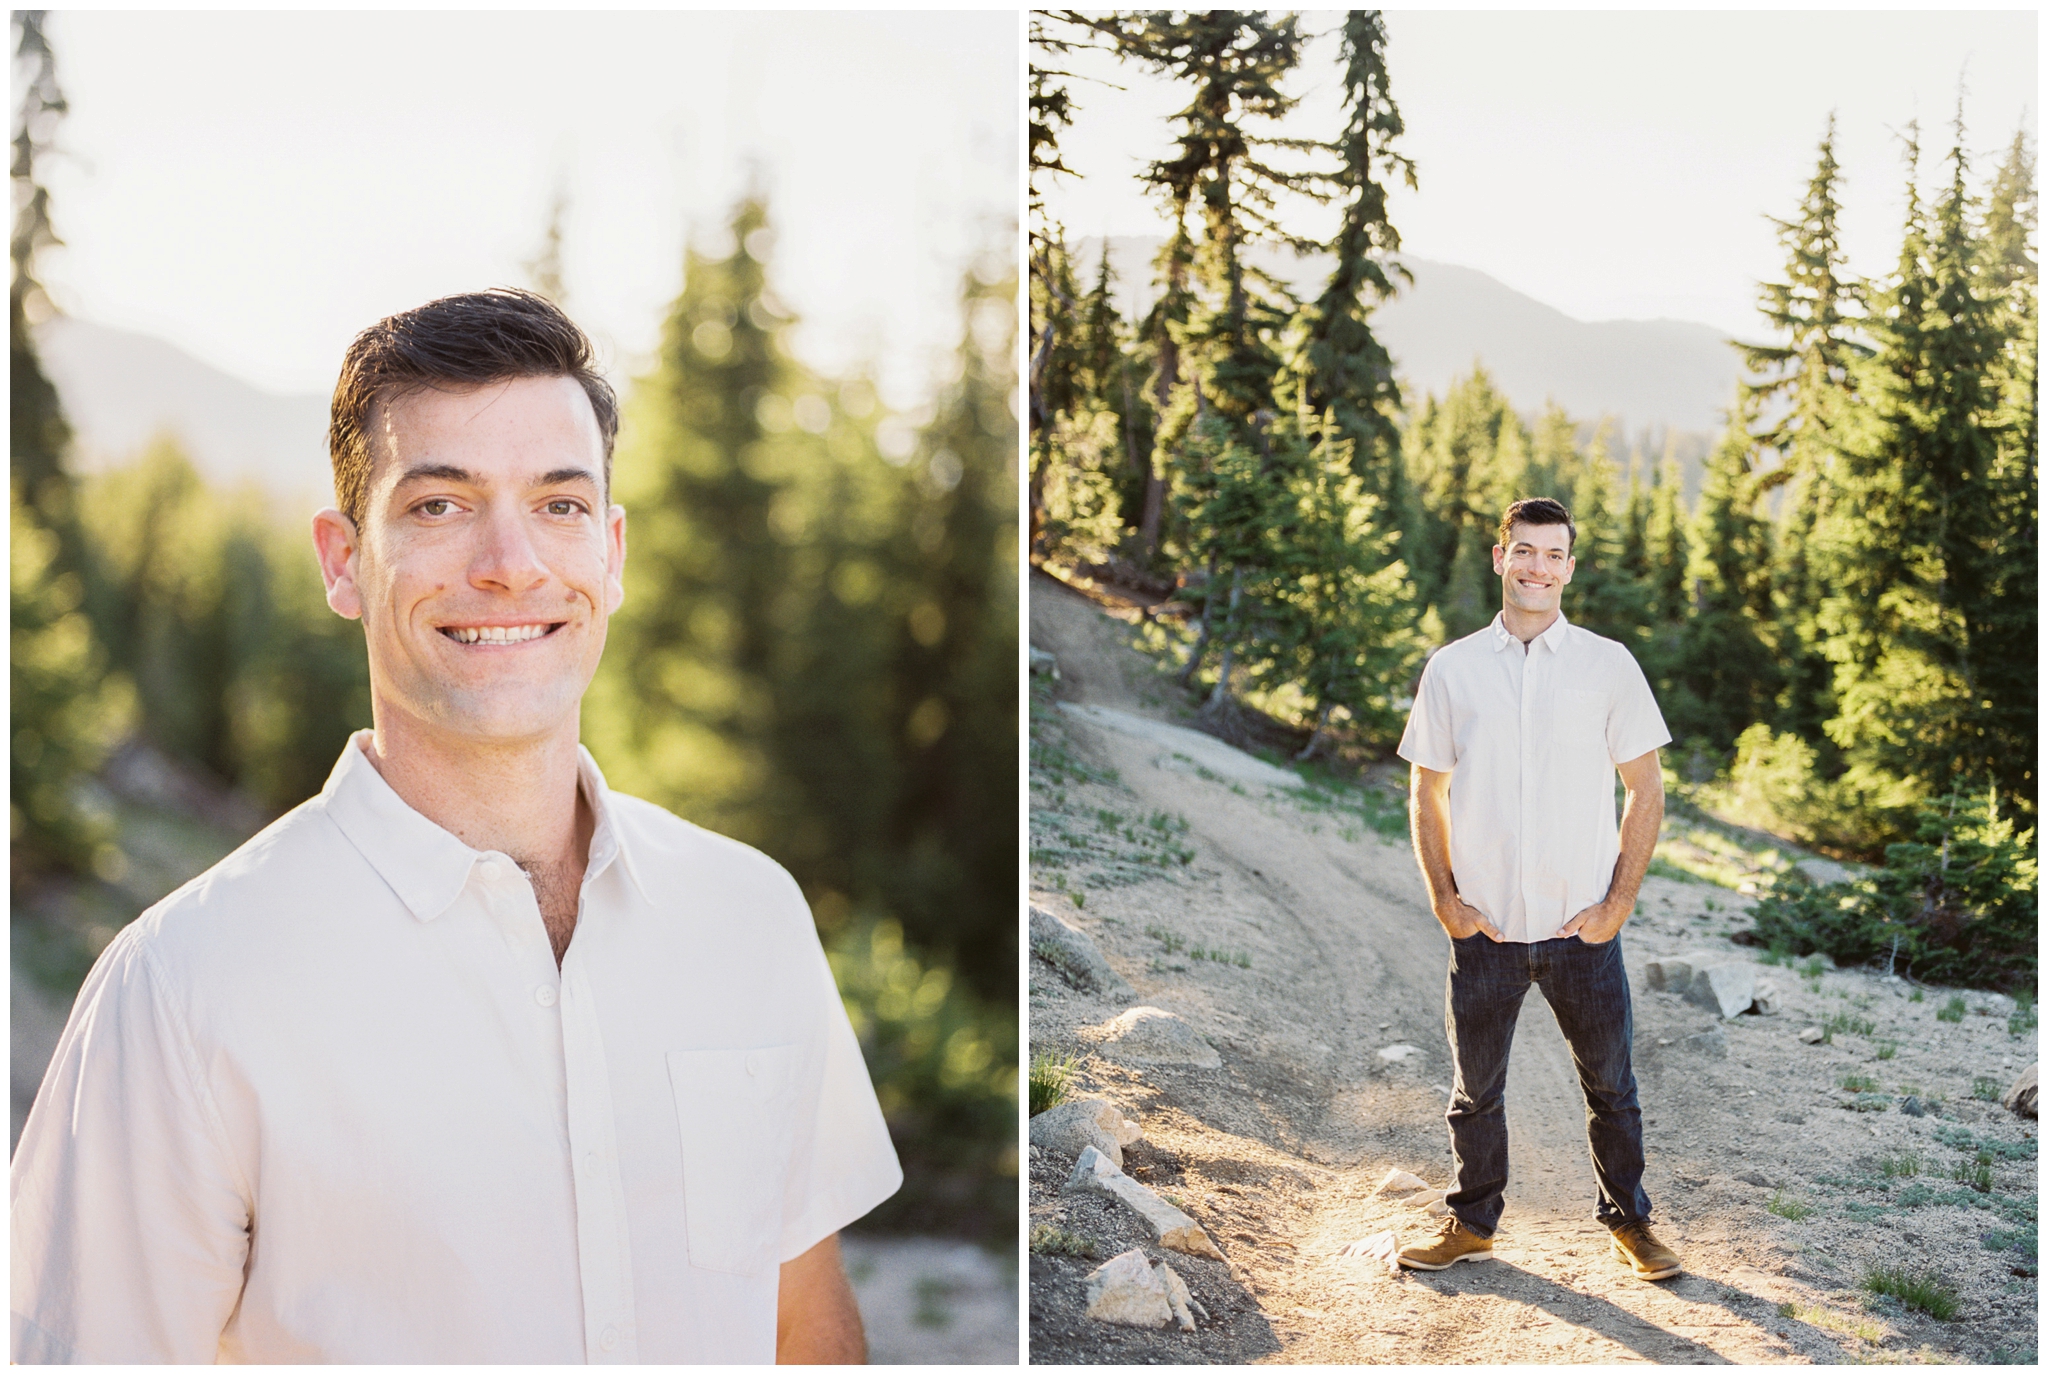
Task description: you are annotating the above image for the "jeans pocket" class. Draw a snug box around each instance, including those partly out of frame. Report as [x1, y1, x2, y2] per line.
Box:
[667, 1045, 798, 1276]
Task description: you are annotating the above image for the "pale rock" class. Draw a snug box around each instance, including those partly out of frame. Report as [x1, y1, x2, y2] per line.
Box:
[1751, 980, 1780, 1015]
[1686, 963, 1756, 1019]
[1372, 1168, 1429, 1198]
[1156, 1260, 1207, 1330]
[1030, 905, 1133, 998]
[1645, 956, 1699, 994]
[1406, 1189, 1451, 1216]
[2003, 1064, 2038, 1120]
[1082, 1249, 1172, 1328]
[1338, 1230, 1402, 1274]
[1798, 1026, 1826, 1044]
[1030, 1099, 1141, 1169]
[1376, 1044, 1422, 1064]
[1064, 1146, 1226, 1259]
[1029, 645, 1060, 678]
[1091, 1006, 1222, 1070]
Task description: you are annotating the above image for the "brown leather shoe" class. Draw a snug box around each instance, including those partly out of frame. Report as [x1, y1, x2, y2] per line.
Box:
[1610, 1219, 1681, 1280]
[1396, 1215, 1494, 1270]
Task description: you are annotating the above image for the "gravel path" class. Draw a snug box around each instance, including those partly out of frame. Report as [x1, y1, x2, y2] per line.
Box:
[1028, 571, 2037, 1365]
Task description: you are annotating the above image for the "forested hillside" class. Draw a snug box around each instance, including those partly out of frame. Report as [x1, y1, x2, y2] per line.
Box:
[1029, 10, 2036, 989]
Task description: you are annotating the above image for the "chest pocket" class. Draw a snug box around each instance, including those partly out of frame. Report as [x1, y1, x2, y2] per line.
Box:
[667, 1045, 799, 1276]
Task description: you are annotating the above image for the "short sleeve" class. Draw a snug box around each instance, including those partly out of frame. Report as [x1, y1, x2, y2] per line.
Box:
[10, 925, 251, 1363]
[1607, 647, 1673, 765]
[1396, 651, 1458, 773]
[775, 932, 903, 1264]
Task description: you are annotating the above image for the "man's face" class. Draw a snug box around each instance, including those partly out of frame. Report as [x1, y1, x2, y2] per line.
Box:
[313, 375, 626, 747]
[1492, 521, 1574, 616]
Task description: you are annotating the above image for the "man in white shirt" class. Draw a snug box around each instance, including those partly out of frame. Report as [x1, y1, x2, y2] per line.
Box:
[1392, 497, 1681, 1282]
[10, 289, 903, 1363]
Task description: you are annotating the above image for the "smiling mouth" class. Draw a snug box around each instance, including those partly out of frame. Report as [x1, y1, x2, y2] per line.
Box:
[439, 623, 565, 645]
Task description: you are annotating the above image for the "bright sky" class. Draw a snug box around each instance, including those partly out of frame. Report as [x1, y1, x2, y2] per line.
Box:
[1042, 10, 2038, 339]
[36, 11, 1018, 405]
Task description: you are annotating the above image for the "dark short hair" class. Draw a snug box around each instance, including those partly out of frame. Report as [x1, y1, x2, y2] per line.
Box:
[1498, 497, 1575, 552]
[328, 288, 618, 526]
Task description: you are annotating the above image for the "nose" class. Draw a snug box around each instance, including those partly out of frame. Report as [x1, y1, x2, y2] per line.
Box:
[469, 500, 551, 595]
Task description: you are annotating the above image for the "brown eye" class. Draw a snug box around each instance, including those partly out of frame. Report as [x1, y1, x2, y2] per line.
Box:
[547, 500, 581, 516]
[420, 499, 452, 516]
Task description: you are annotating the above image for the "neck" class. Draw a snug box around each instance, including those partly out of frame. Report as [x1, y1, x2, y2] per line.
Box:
[358, 704, 590, 872]
[1501, 603, 1561, 645]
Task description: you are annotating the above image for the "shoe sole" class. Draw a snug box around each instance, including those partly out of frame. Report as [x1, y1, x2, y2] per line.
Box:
[1611, 1240, 1681, 1280]
[1396, 1249, 1493, 1271]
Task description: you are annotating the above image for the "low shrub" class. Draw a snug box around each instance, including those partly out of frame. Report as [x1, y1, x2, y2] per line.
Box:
[1938, 995, 1967, 1023]
[1862, 1264, 1961, 1320]
[1029, 1223, 1098, 1258]
[1029, 1049, 1080, 1116]
[1768, 1190, 1815, 1220]
[1743, 783, 2036, 992]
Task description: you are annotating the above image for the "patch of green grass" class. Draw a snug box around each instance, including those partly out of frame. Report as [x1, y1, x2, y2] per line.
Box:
[1188, 942, 1251, 968]
[1782, 1299, 1888, 1342]
[1028, 1050, 1080, 1116]
[1909, 988, 1925, 1003]
[1875, 1040, 1898, 1060]
[1824, 1010, 1877, 1038]
[1768, 1190, 1816, 1220]
[1847, 1093, 1891, 1113]
[1972, 1075, 2003, 1102]
[1878, 1154, 1920, 1179]
[1861, 1264, 1961, 1321]
[1028, 1223, 1098, 1258]
[1145, 924, 1186, 955]
[1950, 1156, 1994, 1193]
[1841, 1072, 1881, 1093]
[1798, 955, 1828, 979]
[1936, 995, 1967, 1023]
[2009, 991, 2037, 1037]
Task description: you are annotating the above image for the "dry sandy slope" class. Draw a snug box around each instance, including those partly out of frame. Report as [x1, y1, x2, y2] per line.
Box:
[1027, 572, 2037, 1366]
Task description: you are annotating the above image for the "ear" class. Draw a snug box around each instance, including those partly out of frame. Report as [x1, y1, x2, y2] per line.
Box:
[1560, 552, 1576, 585]
[604, 504, 628, 614]
[1491, 543, 1507, 576]
[312, 507, 364, 620]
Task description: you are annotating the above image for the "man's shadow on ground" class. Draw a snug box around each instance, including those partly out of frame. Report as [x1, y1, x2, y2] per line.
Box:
[1406, 1259, 1778, 1364]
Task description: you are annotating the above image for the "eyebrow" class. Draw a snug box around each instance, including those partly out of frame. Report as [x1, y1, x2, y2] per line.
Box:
[394, 464, 600, 490]
[1512, 542, 1568, 555]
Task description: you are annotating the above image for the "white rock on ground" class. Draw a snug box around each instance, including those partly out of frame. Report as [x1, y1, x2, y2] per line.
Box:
[1644, 955, 1701, 994]
[1376, 1044, 1422, 1064]
[1028, 1098, 1142, 1170]
[1372, 1168, 1429, 1197]
[1083, 1249, 1173, 1328]
[1404, 1189, 1452, 1217]
[2003, 1064, 2038, 1119]
[1091, 1006, 1222, 1069]
[1030, 905, 1134, 998]
[1064, 1145, 1226, 1259]
[1798, 1026, 1826, 1044]
[1685, 963, 1757, 1019]
[1156, 1258, 1208, 1331]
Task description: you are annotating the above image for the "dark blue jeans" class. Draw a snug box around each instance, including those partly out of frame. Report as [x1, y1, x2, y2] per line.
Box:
[1442, 932, 1651, 1238]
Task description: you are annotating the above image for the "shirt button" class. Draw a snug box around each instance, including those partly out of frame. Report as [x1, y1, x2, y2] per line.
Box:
[600, 1326, 618, 1351]
[535, 985, 558, 1008]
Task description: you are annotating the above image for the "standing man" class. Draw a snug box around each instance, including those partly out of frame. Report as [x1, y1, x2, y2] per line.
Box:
[10, 290, 902, 1362]
[1392, 497, 1680, 1281]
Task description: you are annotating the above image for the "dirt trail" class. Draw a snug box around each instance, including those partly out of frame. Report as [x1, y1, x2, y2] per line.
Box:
[1027, 571, 2037, 1365]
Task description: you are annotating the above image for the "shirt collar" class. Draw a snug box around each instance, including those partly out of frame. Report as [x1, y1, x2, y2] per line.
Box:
[1489, 609, 1573, 654]
[319, 730, 649, 922]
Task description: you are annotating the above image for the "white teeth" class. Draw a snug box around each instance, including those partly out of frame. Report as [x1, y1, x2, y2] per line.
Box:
[447, 624, 551, 645]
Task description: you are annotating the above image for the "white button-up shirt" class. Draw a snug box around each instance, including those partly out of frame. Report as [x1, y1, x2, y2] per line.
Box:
[1397, 611, 1671, 943]
[10, 733, 902, 1364]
